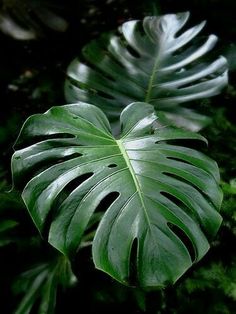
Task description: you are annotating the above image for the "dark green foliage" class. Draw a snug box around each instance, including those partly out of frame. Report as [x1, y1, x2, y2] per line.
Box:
[0, 0, 236, 313]
[65, 13, 227, 131]
[12, 101, 223, 288]
[13, 256, 76, 314]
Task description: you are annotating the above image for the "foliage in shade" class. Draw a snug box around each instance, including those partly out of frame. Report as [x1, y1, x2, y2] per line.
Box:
[11, 102, 222, 288]
[65, 12, 228, 131]
[0, 0, 68, 40]
[0, 188, 23, 247]
[13, 256, 76, 314]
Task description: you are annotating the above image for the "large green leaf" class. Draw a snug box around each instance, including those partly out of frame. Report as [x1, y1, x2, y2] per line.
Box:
[12, 102, 222, 288]
[65, 12, 228, 131]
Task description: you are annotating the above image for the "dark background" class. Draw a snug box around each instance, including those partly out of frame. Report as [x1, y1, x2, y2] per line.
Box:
[0, 1, 235, 313]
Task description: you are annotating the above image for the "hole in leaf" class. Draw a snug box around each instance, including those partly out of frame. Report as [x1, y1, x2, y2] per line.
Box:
[162, 171, 194, 186]
[63, 172, 94, 196]
[14, 152, 83, 189]
[57, 152, 83, 163]
[81, 39, 117, 80]
[94, 89, 115, 100]
[106, 51, 125, 69]
[167, 222, 196, 262]
[126, 45, 140, 58]
[160, 191, 199, 223]
[161, 191, 183, 207]
[174, 15, 194, 38]
[43, 172, 94, 236]
[84, 212, 103, 236]
[135, 21, 146, 37]
[173, 36, 206, 58]
[15, 133, 76, 150]
[67, 76, 86, 90]
[41, 133, 75, 139]
[120, 122, 124, 133]
[175, 59, 224, 88]
[129, 238, 138, 286]
[84, 58, 116, 82]
[84, 192, 120, 244]
[167, 156, 189, 164]
[95, 192, 120, 213]
[162, 171, 215, 210]
[108, 164, 117, 168]
[160, 139, 206, 150]
[54, 172, 93, 209]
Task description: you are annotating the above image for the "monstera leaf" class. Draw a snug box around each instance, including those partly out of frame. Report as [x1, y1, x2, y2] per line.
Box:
[65, 12, 228, 131]
[12, 102, 222, 288]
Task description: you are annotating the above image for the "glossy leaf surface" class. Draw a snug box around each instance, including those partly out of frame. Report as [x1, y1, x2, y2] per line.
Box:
[65, 12, 228, 131]
[12, 102, 222, 287]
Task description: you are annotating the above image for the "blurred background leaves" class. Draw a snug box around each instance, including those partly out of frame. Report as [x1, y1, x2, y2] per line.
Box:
[0, 0, 68, 39]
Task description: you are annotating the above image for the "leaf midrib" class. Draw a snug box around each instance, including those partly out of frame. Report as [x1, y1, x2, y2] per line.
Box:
[144, 50, 161, 103]
[116, 139, 151, 228]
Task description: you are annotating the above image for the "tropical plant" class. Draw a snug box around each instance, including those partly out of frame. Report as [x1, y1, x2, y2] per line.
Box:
[65, 12, 228, 131]
[11, 12, 228, 295]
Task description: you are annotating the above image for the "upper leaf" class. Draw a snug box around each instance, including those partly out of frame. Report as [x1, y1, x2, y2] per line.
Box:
[12, 102, 222, 288]
[65, 12, 228, 131]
